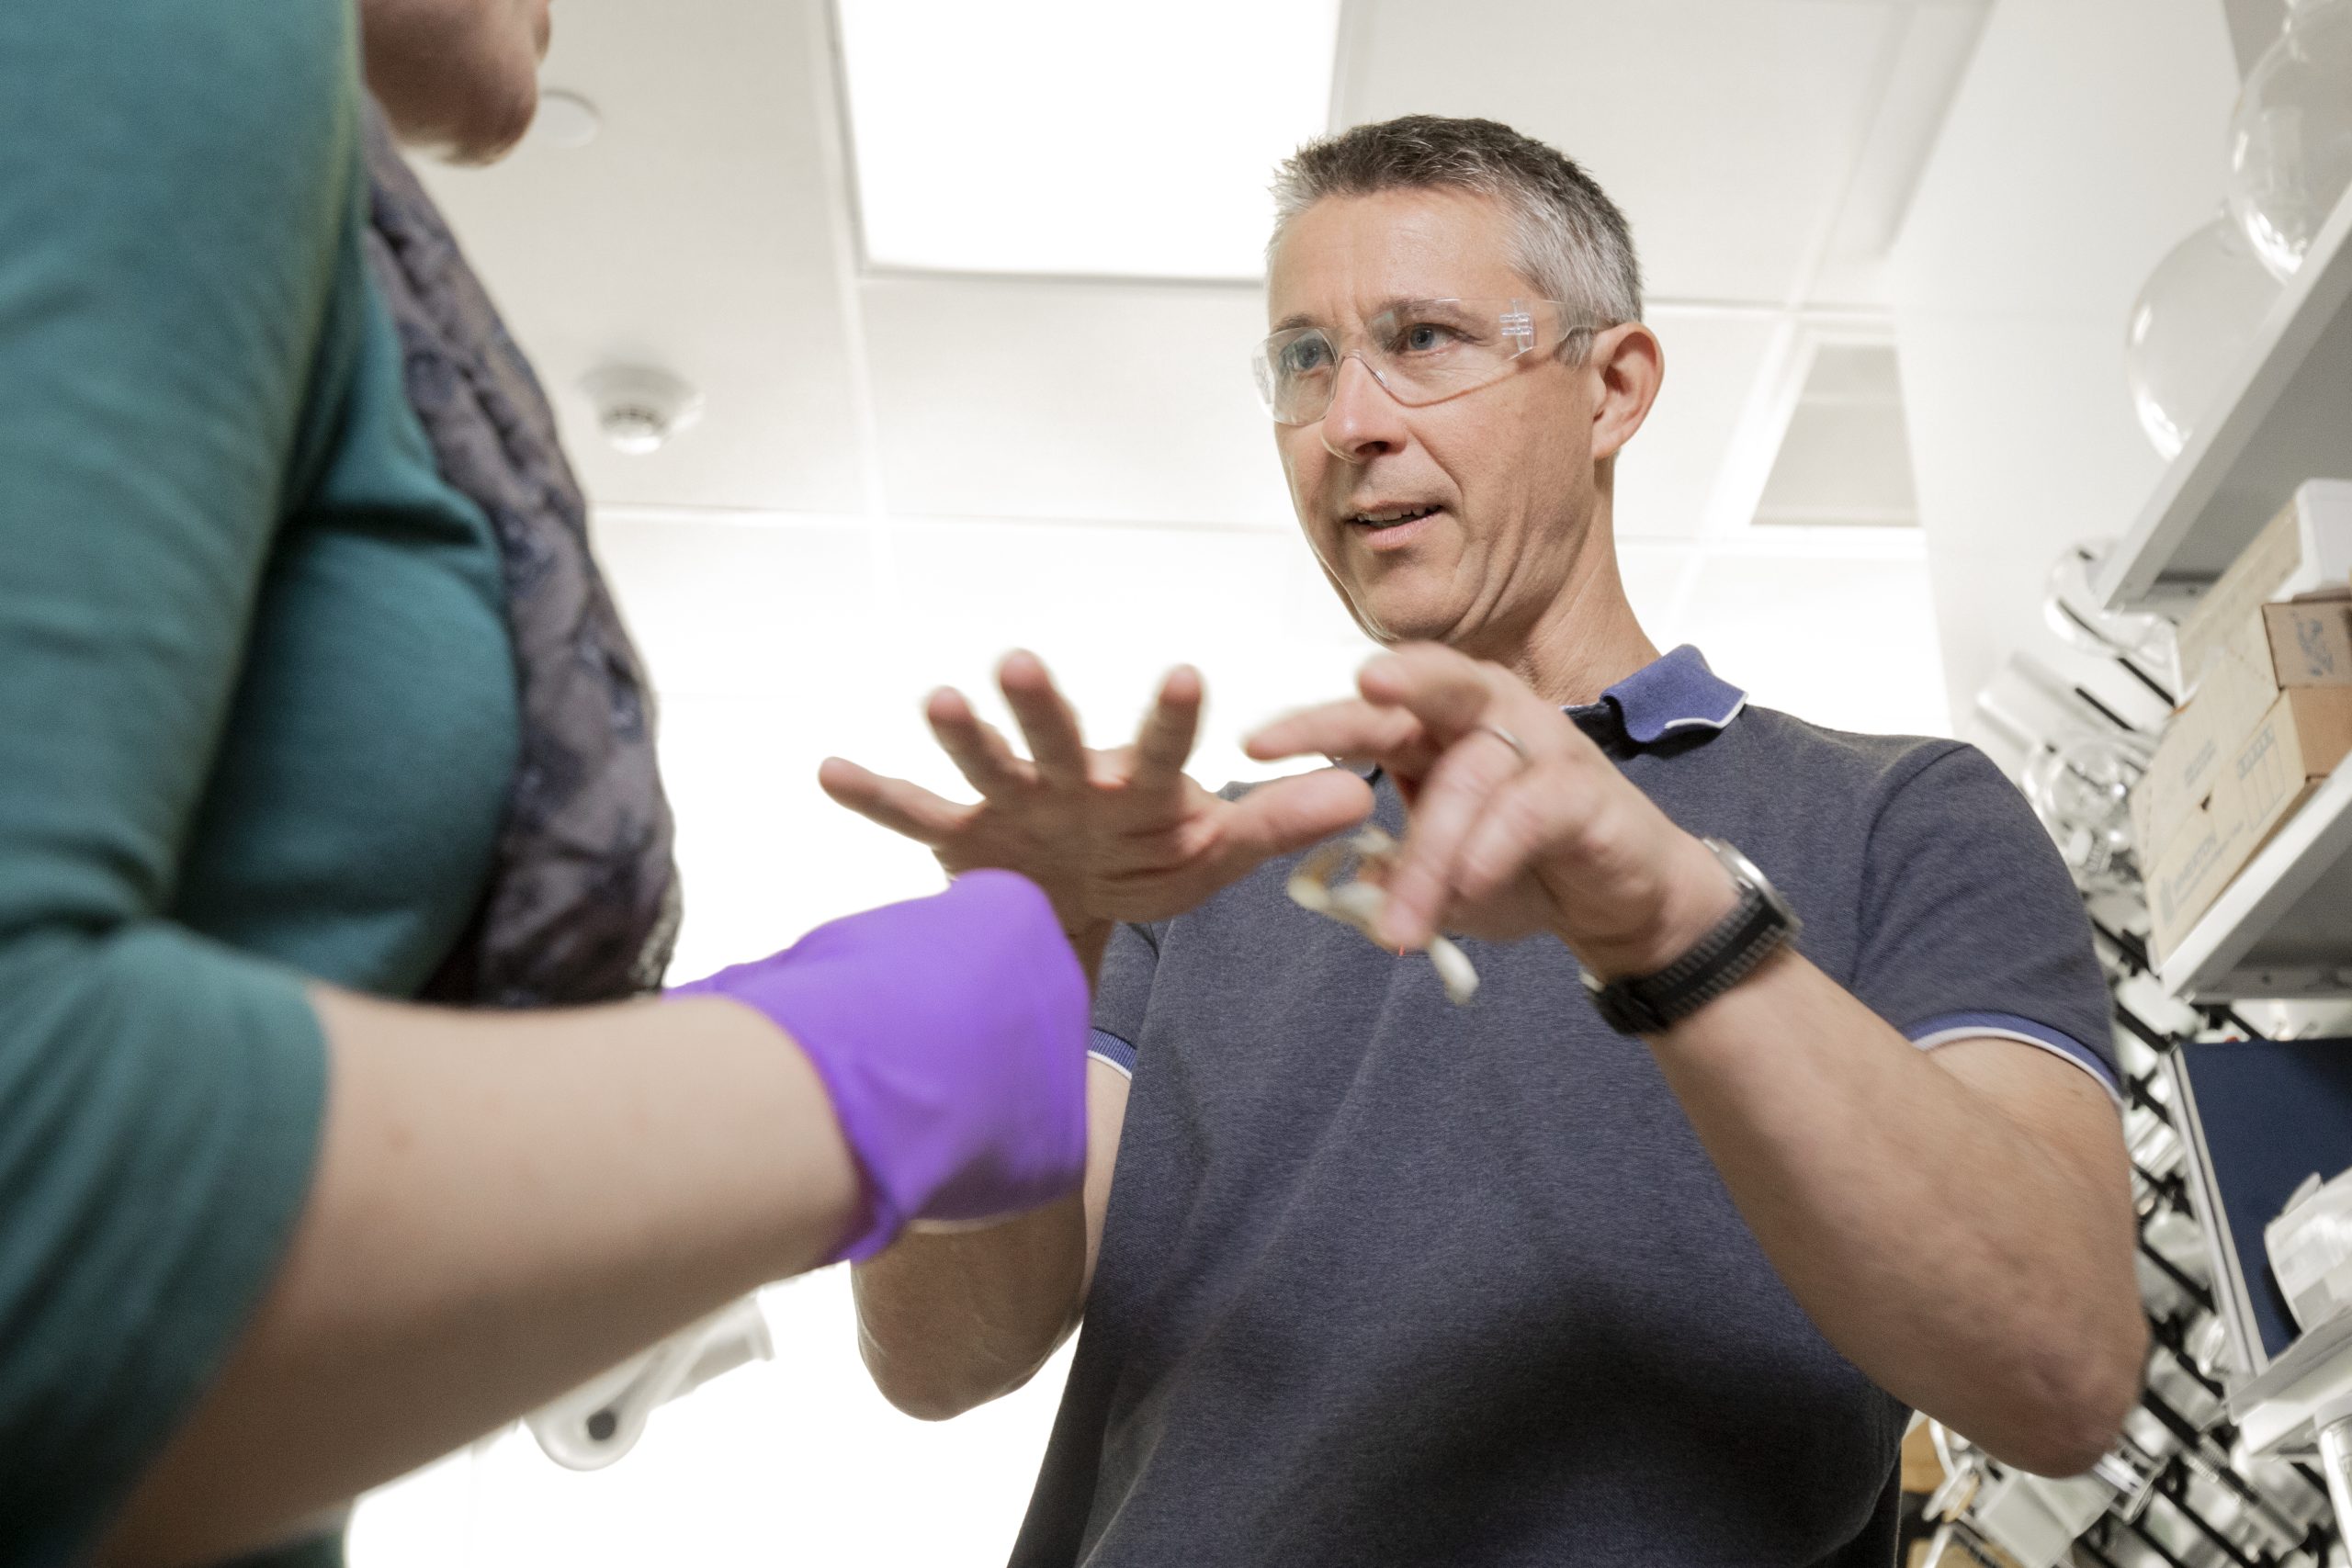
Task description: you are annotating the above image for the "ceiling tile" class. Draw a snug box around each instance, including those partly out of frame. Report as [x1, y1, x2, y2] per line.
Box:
[415, 0, 865, 513]
[1343, 0, 1899, 303]
[878, 519, 1374, 791]
[863, 276, 1298, 527]
[1614, 310, 1782, 538]
[587, 513, 884, 699]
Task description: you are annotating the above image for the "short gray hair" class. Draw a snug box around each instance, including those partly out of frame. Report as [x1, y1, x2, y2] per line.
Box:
[1269, 115, 1643, 331]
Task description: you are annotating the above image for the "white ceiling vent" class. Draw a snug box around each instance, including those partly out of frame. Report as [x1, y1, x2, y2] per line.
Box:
[1752, 343, 1919, 529]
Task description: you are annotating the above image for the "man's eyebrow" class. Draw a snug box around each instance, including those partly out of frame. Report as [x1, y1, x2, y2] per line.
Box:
[1268, 296, 1453, 335]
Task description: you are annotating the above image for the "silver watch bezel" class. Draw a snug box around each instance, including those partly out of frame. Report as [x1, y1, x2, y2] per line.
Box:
[1705, 838, 1794, 929]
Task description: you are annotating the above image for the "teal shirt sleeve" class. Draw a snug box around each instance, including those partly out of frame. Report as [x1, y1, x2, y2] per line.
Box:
[0, 4, 370, 1559]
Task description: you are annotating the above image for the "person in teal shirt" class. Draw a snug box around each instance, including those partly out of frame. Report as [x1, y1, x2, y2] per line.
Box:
[0, 6, 1111, 1564]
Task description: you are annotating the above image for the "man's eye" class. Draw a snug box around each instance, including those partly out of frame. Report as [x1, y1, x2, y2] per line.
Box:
[1280, 337, 1334, 376]
[1398, 322, 1461, 354]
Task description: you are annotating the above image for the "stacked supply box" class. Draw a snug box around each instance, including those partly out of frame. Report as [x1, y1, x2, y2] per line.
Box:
[2137, 481, 2352, 963]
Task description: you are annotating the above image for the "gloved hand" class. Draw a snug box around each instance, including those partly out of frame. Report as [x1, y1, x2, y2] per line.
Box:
[668, 870, 1090, 1262]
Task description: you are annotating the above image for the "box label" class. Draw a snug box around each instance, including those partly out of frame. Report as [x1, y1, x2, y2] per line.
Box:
[2145, 687, 2352, 963]
[2266, 599, 2352, 685]
[2133, 614, 2280, 854]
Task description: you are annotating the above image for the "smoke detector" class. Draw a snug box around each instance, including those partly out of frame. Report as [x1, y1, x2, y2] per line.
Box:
[581, 365, 704, 456]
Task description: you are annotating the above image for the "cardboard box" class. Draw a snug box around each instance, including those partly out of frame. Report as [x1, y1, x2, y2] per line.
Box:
[2175, 480, 2352, 696]
[2132, 610, 2279, 855]
[2146, 686, 2352, 962]
[2264, 594, 2352, 686]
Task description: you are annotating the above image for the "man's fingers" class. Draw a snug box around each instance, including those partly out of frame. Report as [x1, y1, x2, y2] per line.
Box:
[925, 687, 1030, 796]
[1000, 650, 1091, 790]
[816, 757, 971, 847]
[1353, 643, 1508, 740]
[1130, 665, 1204, 782]
[1217, 768, 1375, 872]
[1373, 729, 1530, 948]
[1244, 699, 1429, 771]
[1450, 763, 1577, 908]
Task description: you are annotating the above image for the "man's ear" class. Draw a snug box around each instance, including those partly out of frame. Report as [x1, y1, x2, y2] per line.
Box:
[1588, 322, 1663, 465]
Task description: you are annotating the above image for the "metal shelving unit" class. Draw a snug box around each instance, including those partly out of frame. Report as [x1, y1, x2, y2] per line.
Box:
[1993, 184, 2352, 1564]
[2075, 186, 2352, 1005]
[2096, 187, 2352, 615]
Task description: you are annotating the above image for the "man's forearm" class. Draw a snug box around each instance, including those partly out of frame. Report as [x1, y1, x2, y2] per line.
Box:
[1645, 949, 2144, 1476]
[853, 1199, 1090, 1420]
[853, 1048, 1129, 1420]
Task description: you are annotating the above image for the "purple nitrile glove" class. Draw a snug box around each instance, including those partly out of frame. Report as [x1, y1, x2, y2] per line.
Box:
[667, 869, 1090, 1263]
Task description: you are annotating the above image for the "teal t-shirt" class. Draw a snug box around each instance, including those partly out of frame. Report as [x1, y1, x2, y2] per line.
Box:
[0, 4, 519, 1562]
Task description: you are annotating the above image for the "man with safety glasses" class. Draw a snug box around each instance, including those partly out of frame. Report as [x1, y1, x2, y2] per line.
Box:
[824, 115, 2146, 1566]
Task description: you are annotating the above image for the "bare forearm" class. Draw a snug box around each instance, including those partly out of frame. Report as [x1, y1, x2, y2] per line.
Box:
[99, 991, 858, 1567]
[853, 1054, 1127, 1420]
[854, 1199, 1089, 1419]
[1647, 951, 2143, 1475]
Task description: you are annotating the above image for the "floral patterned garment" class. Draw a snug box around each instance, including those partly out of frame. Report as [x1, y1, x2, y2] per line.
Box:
[362, 103, 681, 1007]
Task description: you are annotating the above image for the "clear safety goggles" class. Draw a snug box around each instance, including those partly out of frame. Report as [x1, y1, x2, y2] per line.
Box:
[1250, 297, 1602, 426]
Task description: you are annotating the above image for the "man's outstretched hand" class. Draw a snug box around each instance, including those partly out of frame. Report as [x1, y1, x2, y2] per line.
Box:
[819, 651, 1374, 941]
[1246, 643, 1733, 982]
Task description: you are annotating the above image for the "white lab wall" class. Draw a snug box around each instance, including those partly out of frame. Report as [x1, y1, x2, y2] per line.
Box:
[1889, 0, 2242, 728]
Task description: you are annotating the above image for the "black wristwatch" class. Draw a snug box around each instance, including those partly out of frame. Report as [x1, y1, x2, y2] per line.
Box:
[1582, 839, 1799, 1035]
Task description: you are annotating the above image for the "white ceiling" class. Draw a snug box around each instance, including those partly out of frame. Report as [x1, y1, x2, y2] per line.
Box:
[419, 0, 1988, 547]
[858, 276, 1296, 526]
[1340, 0, 1933, 306]
[419, 0, 866, 513]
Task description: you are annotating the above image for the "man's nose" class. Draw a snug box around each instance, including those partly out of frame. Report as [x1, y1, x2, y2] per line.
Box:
[1319, 355, 1408, 464]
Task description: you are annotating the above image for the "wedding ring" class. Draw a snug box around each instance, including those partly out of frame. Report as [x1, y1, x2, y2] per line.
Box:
[1477, 723, 1531, 764]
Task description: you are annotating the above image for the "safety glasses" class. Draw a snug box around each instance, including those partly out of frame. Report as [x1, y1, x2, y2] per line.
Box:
[1250, 297, 1603, 425]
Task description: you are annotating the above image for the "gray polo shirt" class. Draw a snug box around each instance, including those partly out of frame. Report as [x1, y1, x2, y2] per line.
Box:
[1011, 646, 2115, 1568]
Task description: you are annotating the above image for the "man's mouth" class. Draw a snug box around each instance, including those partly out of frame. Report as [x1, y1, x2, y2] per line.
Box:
[1345, 504, 1442, 531]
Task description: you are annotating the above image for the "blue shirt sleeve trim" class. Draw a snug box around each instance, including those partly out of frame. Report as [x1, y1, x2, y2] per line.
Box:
[1904, 1010, 2121, 1108]
[1088, 1028, 1136, 1078]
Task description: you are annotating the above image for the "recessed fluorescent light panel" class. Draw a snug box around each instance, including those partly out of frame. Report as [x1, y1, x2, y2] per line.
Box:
[836, 0, 1342, 280]
[1753, 344, 1920, 529]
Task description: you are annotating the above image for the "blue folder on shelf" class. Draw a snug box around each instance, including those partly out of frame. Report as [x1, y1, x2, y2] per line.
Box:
[2165, 1036, 2352, 1380]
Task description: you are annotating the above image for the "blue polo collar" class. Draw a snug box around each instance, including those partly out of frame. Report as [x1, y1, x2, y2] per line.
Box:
[1572, 645, 1747, 748]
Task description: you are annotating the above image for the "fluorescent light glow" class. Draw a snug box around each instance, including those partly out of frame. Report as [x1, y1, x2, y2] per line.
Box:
[837, 0, 1341, 279]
